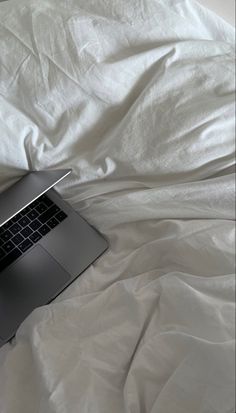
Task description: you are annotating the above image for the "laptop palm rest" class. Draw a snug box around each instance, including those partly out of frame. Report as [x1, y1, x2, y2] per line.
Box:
[0, 245, 71, 340]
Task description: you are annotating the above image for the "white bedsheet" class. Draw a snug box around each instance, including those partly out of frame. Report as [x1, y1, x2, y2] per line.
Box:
[197, 0, 235, 26]
[0, 1, 235, 412]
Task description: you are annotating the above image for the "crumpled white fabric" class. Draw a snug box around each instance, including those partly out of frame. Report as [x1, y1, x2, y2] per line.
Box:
[0, 0, 235, 412]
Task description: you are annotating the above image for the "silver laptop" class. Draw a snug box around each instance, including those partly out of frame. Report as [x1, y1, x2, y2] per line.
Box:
[0, 170, 108, 347]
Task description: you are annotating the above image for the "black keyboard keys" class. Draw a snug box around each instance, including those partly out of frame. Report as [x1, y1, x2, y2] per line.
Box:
[55, 211, 67, 222]
[18, 216, 30, 227]
[19, 239, 33, 253]
[12, 233, 24, 246]
[0, 247, 6, 259]
[21, 206, 31, 215]
[30, 199, 39, 209]
[1, 230, 12, 242]
[0, 248, 22, 271]
[38, 205, 60, 224]
[29, 219, 41, 231]
[29, 232, 42, 243]
[2, 220, 13, 230]
[0, 194, 67, 272]
[2, 241, 15, 253]
[47, 217, 59, 229]
[36, 203, 47, 214]
[27, 210, 39, 220]
[41, 195, 53, 207]
[12, 213, 22, 223]
[21, 226, 33, 238]
[38, 224, 50, 236]
[9, 223, 21, 235]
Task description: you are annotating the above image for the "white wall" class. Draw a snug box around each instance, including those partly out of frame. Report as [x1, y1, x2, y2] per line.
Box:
[197, 0, 235, 26]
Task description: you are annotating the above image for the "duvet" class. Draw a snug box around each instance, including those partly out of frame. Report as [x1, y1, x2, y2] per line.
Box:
[0, 0, 235, 412]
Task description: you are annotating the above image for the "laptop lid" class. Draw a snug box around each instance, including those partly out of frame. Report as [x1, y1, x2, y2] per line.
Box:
[0, 170, 71, 227]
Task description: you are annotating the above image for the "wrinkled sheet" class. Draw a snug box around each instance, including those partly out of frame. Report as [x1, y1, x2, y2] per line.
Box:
[0, 0, 235, 412]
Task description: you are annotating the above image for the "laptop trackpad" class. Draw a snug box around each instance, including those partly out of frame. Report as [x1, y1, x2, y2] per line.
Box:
[0, 245, 71, 340]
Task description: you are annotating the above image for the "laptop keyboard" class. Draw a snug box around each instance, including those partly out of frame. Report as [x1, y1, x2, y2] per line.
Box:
[0, 194, 67, 272]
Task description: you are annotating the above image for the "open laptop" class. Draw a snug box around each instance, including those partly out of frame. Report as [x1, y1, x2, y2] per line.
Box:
[0, 170, 108, 347]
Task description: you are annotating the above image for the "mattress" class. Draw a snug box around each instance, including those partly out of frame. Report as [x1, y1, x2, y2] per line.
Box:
[0, 1, 235, 412]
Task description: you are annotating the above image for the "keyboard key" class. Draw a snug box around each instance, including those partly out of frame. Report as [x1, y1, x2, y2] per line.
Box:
[42, 196, 53, 207]
[38, 205, 60, 224]
[29, 232, 42, 243]
[29, 219, 41, 231]
[21, 206, 31, 215]
[47, 217, 59, 229]
[18, 216, 30, 227]
[12, 213, 22, 223]
[1, 230, 12, 242]
[0, 248, 22, 272]
[36, 203, 47, 213]
[27, 210, 39, 220]
[19, 239, 33, 253]
[2, 241, 15, 253]
[12, 233, 24, 246]
[0, 198, 64, 268]
[2, 220, 13, 230]
[55, 211, 67, 222]
[9, 223, 22, 235]
[21, 226, 33, 238]
[30, 199, 39, 209]
[0, 247, 6, 259]
[38, 224, 50, 236]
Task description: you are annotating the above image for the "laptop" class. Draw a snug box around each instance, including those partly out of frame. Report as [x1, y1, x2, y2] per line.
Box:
[0, 170, 108, 347]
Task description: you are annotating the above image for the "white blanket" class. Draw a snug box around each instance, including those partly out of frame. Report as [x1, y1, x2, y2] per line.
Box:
[0, 1, 235, 412]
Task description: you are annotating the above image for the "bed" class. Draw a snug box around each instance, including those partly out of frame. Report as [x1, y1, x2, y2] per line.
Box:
[0, 0, 235, 412]
[197, 0, 235, 27]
